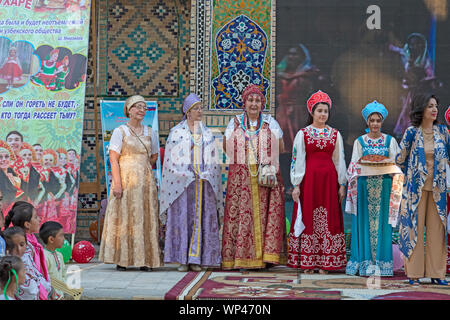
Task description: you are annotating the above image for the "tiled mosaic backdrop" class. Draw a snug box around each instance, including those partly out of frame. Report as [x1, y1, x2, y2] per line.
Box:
[77, 0, 275, 241]
[77, 0, 192, 240]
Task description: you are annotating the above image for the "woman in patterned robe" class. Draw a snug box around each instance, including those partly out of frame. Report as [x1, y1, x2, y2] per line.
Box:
[161, 94, 223, 272]
[221, 84, 286, 270]
[397, 93, 450, 285]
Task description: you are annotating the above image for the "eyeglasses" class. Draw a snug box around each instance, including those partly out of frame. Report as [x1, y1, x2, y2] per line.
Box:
[190, 106, 204, 112]
[131, 105, 147, 111]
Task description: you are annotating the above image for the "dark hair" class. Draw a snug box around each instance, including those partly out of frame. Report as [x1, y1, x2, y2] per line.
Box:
[4, 201, 35, 229]
[2, 226, 26, 254]
[67, 149, 77, 155]
[409, 93, 439, 127]
[307, 102, 330, 125]
[0, 255, 23, 289]
[32, 143, 42, 148]
[5, 131, 23, 142]
[39, 221, 63, 244]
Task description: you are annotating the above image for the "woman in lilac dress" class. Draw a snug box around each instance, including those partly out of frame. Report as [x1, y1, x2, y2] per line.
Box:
[161, 94, 223, 272]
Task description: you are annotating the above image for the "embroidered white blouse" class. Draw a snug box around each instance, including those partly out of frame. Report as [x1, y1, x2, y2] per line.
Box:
[290, 125, 347, 187]
[349, 134, 400, 164]
[109, 124, 159, 155]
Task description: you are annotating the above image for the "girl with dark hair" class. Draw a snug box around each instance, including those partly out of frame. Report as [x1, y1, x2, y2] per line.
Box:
[0, 255, 26, 300]
[287, 90, 347, 274]
[5, 201, 52, 299]
[3, 226, 27, 257]
[396, 93, 450, 285]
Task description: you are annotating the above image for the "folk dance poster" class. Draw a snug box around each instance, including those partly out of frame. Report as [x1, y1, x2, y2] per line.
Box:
[0, 1, 91, 234]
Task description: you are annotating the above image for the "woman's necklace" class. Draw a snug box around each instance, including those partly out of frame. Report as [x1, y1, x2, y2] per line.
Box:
[241, 113, 262, 137]
[188, 122, 203, 146]
[126, 123, 143, 136]
[246, 126, 259, 177]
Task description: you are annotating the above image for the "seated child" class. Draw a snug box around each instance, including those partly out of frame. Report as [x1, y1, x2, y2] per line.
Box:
[39, 221, 67, 300]
[0, 255, 26, 300]
[4, 201, 52, 300]
[3, 226, 44, 300]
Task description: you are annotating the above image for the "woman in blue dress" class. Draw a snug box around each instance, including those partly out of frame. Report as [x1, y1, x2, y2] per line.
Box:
[345, 101, 401, 277]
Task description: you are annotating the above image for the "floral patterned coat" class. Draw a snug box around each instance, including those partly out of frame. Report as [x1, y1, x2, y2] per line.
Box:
[396, 125, 450, 258]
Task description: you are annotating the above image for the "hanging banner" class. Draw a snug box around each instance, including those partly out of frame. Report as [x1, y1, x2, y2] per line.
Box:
[0, 2, 91, 234]
[100, 100, 161, 197]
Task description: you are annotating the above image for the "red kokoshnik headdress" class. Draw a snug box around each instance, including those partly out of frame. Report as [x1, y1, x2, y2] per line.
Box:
[306, 90, 332, 114]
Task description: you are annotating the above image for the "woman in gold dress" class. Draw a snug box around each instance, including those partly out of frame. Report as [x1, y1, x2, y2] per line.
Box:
[99, 95, 162, 271]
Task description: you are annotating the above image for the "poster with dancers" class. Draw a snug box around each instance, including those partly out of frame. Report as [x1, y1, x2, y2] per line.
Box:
[0, 1, 91, 234]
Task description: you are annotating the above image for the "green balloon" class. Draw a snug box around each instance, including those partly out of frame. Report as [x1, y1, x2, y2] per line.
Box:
[286, 218, 291, 235]
[56, 239, 72, 263]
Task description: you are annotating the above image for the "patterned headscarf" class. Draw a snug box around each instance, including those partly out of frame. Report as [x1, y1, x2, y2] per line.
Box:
[306, 90, 332, 114]
[123, 95, 146, 118]
[181, 93, 201, 120]
[241, 84, 266, 110]
[362, 100, 388, 123]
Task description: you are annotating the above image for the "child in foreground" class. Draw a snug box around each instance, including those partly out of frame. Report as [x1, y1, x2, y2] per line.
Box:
[39, 221, 67, 300]
[0, 255, 26, 300]
[4, 201, 52, 299]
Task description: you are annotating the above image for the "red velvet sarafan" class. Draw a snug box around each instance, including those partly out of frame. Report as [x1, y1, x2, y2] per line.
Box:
[287, 127, 346, 270]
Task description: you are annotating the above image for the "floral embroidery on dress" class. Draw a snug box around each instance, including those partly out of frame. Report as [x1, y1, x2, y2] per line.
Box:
[304, 126, 336, 150]
[290, 146, 297, 170]
[367, 176, 382, 261]
[300, 206, 346, 268]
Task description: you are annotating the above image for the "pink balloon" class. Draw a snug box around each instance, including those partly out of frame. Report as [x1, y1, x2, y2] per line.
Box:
[392, 244, 404, 271]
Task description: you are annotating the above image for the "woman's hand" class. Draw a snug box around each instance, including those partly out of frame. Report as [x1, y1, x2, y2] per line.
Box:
[292, 185, 300, 203]
[338, 185, 346, 204]
[113, 184, 123, 199]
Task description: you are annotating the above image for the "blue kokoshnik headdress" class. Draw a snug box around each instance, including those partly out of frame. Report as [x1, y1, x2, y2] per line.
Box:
[362, 100, 388, 123]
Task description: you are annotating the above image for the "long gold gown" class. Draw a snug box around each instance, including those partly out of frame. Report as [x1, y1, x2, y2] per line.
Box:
[99, 126, 162, 268]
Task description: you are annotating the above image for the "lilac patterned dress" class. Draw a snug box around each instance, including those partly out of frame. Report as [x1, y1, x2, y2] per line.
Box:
[161, 120, 223, 267]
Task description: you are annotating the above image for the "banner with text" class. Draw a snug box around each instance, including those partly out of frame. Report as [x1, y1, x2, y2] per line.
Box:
[0, 1, 91, 234]
[100, 100, 161, 198]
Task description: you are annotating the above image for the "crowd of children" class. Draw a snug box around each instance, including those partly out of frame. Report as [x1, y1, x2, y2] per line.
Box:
[0, 200, 69, 300]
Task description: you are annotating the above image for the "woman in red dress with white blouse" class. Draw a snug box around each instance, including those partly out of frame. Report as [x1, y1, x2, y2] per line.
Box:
[287, 90, 347, 274]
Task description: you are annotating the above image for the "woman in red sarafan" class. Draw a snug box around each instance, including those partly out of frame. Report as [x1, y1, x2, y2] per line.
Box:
[288, 90, 347, 274]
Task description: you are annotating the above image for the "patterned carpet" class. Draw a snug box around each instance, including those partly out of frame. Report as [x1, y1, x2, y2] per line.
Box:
[164, 266, 450, 300]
